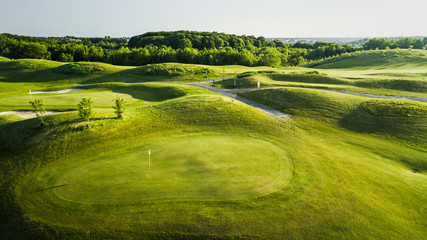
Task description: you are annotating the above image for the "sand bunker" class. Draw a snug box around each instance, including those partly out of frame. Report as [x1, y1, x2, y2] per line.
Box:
[29, 89, 85, 94]
[0, 111, 62, 118]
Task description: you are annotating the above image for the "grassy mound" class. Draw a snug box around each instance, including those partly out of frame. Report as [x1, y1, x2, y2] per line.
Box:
[52, 62, 119, 75]
[0, 58, 63, 72]
[354, 78, 427, 92]
[310, 49, 427, 69]
[135, 63, 218, 76]
[239, 88, 427, 152]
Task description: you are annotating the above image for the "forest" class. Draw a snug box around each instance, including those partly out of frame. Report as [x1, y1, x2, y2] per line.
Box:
[0, 31, 425, 67]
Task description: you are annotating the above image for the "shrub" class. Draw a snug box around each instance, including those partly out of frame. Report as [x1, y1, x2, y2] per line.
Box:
[112, 96, 126, 119]
[77, 98, 93, 123]
[29, 98, 46, 126]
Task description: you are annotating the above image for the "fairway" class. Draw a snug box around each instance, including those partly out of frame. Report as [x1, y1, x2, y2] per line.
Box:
[29, 134, 293, 204]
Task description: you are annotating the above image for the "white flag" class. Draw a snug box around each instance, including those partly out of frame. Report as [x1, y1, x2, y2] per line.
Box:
[148, 149, 151, 155]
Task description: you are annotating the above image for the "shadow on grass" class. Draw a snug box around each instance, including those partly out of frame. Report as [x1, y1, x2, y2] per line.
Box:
[110, 84, 186, 102]
[339, 105, 427, 171]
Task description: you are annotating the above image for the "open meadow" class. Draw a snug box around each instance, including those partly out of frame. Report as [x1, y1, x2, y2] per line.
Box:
[0, 50, 426, 239]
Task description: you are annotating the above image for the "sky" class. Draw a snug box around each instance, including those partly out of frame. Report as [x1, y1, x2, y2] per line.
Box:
[0, 0, 426, 38]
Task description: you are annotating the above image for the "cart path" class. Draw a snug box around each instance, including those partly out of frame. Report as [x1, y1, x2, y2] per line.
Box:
[188, 81, 291, 121]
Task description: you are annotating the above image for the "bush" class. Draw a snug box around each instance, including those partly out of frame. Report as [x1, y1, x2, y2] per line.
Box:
[112, 96, 126, 119]
[77, 98, 93, 122]
[29, 98, 46, 126]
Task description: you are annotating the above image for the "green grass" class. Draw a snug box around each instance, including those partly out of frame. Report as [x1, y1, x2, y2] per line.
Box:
[0, 82, 189, 111]
[1, 56, 426, 239]
[309, 49, 427, 69]
[215, 69, 427, 98]
[239, 87, 427, 153]
[22, 134, 292, 204]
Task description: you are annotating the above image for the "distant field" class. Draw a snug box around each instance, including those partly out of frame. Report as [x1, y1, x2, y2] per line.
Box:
[1, 54, 426, 239]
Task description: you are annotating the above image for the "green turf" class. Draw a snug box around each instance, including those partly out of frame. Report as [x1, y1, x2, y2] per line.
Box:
[22, 134, 292, 204]
[213, 50, 427, 99]
[239, 87, 427, 153]
[310, 49, 427, 69]
[0, 82, 189, 111]
[1, 55, 426, 239]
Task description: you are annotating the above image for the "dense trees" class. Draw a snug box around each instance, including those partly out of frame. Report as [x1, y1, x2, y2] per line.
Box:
[363, 37, 427, 50]
[3, 31, 399, 67]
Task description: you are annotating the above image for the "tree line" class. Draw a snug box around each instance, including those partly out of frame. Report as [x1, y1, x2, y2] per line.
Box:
[363, 37, 427, 50]
[4, 31, 424, 67]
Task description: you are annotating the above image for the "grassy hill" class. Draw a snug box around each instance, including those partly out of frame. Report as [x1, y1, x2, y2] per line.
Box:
[0, 57, 426, 239]
[309, 49, 427, 69]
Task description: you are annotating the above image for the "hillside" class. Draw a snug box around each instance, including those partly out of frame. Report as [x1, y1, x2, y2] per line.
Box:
[309, 49, 427, 69]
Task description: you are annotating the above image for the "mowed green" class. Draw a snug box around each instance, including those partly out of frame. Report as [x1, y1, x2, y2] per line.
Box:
[35, 134, 292, 203]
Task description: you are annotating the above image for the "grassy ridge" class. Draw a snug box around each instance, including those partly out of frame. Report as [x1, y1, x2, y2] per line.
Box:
[239, 88, 427, 155]
[216, 70, 426, 98]
[309, 49, 427, 69]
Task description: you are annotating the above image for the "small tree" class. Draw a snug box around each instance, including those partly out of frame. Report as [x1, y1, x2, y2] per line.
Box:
[408, 45, 413, 55]
[29, 99, 46, 126]
[77, 98, 93, 123]
[394, 47, 400, 56]
[112, 96, 126, 119]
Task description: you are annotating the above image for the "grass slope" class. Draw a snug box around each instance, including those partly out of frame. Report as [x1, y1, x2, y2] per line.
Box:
[240, 87, 427, 154]
[311, 49, 427, 69]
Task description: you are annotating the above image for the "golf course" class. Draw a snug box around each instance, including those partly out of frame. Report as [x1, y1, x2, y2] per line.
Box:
[0, 49, 426, 239]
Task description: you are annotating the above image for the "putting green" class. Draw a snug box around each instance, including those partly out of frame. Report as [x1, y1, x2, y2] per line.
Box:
[46, 134, 292, 203]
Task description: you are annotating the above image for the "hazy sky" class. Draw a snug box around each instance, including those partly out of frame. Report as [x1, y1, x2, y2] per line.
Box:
[1, 0, 426, 38]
